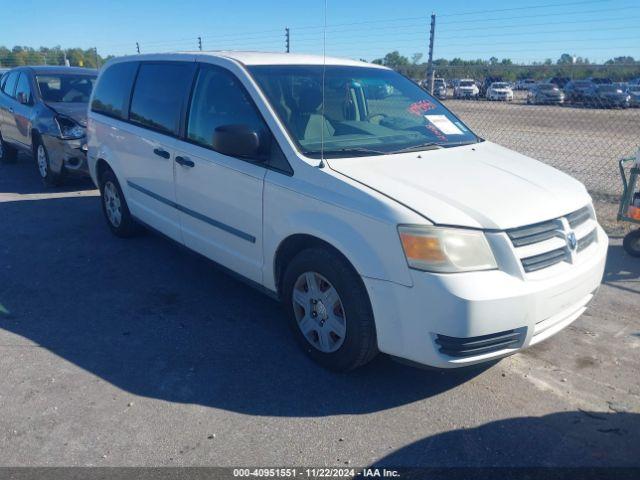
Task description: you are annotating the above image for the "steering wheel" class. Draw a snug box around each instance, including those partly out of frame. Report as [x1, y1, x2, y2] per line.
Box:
[366, 112, 388, 123]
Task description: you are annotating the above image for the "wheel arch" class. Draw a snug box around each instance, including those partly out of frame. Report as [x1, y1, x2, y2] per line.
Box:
[273, 234, 359, 299]
[95, 158, 112, 189]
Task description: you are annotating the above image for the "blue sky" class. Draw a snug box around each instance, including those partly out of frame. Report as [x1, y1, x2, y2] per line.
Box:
[1, 0, 638, 63]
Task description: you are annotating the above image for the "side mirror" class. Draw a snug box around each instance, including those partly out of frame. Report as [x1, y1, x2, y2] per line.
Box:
[212, 124, 269, 161]
[16, 92, 29, 105]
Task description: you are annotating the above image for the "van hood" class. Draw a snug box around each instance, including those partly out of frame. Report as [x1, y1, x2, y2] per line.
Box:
[328, 141, 591, 230]
[46, 102, 88, 127]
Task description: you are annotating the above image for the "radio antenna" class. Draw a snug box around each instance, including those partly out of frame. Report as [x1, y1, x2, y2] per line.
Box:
[318, 0, 328, 168]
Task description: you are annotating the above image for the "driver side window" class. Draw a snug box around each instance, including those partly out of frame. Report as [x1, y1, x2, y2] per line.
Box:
[187, 65, 267, 150]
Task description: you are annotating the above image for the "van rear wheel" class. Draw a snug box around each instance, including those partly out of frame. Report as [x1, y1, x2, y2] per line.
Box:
[282, 247, 378, 371]
[100, 168, 140, 238]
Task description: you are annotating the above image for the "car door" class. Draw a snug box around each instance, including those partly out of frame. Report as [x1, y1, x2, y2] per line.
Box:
[12, 72, 35, 147]
[121, 61, 197, 242]
[173, 64, 267, 283]
[0, 71, 21, 144]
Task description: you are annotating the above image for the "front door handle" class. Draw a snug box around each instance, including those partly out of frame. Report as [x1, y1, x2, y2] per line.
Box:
[175, 156, 195, 168]
[8, 107, 14, 113]
[153, 148, 170, 159]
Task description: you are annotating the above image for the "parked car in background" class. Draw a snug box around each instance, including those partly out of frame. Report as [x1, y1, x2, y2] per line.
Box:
[515, 79, 536, 90]
[626, 84, 640, 107]
[587, 77, 612, 85]
[87, 52, 607, 372]
[433, 77, 447, 99]
[592, 84, 630, 108]
[547, 76, 570, 89]
[486, 82, 514, 101]
[479, 76, 502, 97]
[564, 80, 596, 104]
[527, 83, 565, 105]
[454, 78, 479, 99]
[0, 66, 97, 185]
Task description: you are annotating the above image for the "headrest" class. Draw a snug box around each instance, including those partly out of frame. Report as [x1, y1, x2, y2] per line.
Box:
[298, 87, 323, 113]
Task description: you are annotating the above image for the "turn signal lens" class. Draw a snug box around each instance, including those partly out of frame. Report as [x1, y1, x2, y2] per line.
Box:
[398, 225, 497, 273]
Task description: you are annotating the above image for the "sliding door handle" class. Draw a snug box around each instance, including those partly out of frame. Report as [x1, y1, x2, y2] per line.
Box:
[175, 156, 195, 168]
[153, 148, 170, 159]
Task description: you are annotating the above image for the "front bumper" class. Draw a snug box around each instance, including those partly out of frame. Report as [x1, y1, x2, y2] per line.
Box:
[364, 225, 608, 368]
[42, 135, 89, 175]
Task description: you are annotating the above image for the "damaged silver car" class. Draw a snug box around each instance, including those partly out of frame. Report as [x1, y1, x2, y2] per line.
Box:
[0, 66, 97, 185]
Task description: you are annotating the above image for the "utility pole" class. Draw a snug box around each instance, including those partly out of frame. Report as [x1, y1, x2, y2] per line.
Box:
[285, 27, 290, 53]
[63, 50, 70, 67]
[198, 36, 202, 51]
[94, 47, 100, 68]
[136, 42, 140, 54]
[426, 13, 436, 94]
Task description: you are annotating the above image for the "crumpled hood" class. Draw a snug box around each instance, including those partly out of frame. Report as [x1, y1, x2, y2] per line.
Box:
[46, 102, 88, 127]
[328, 141, 591, 230]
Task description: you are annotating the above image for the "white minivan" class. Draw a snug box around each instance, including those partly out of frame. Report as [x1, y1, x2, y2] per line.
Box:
[87, 52, 607, 371]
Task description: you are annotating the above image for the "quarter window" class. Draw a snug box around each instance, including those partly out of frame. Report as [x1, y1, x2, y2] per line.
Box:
[2, 71, 19, 97]
[187, 65, 267, 149]
[129, 62, 195, 135]
[91, 62, 138, 119]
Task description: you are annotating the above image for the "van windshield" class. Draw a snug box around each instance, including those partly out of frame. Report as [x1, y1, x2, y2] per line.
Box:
[248, 65, 479, 158]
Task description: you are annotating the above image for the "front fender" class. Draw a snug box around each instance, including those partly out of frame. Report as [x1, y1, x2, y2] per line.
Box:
[263, 183, 413, 291]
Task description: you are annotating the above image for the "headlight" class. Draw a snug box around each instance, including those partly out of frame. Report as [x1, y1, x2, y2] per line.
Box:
[55, 116, 85, 140]
[398, 225, 497, 273]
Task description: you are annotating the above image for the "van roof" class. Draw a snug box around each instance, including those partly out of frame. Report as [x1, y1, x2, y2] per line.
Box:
[109, 51, 387, 69]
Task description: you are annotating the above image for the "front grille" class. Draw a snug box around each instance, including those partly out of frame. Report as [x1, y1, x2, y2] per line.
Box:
[507, 205, 596, 273]
[566, 206, 592, 228]
[521, 248, 566, 272]
[435, 329, 524, 358]
[577, 229, 597, 252]
[507, 219, 558, 247]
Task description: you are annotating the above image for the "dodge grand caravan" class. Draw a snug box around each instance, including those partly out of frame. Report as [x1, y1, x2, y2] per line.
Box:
[87, 52, 607, 371]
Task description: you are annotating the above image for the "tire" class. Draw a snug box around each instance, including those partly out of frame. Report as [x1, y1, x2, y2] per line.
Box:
[99, 168, 140, 238]
[282, 247, 378, 372]
[623, 230, 640, 258]
[33, 137, 62, 186]
[0, 130, 17, 164]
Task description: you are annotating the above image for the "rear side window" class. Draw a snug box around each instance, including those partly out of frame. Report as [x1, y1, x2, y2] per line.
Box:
[187, 65, 267, 148]
[129, 62, 196, 135]
[91, 62, 138, 119]
[2, 71, 19, 97]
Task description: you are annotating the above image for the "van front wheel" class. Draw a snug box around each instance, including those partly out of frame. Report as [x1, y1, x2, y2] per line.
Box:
[282, 247, 378, 371]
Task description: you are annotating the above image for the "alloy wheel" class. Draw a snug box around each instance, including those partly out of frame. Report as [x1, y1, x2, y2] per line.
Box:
[103, 181, 123, 228]
[37, 145, 48, 178]
[292, 271, 346, 353]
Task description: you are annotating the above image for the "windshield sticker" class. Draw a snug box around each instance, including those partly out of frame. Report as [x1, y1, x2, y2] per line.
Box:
[407, 100, 437, 116]
[425, 115, 464, 135]
[425, 124, 448, 142]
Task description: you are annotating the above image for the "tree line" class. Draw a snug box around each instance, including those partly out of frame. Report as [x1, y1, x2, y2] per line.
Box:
[372, 51, 640, 81]
[0, 46, 111, 69]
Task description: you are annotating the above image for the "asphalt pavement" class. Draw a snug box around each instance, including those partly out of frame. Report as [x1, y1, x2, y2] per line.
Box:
[0, 156, 638, 467]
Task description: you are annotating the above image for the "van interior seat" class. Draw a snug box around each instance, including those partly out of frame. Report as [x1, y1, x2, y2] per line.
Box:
[293, 88, 335, 141]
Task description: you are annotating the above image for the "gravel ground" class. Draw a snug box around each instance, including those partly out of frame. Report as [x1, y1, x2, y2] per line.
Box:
[0, 157, 639, 468]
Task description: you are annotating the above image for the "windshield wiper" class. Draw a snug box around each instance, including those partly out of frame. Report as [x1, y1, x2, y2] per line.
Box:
[389, 142, 442, 154]
[320, 147, 388, 157]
